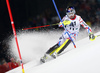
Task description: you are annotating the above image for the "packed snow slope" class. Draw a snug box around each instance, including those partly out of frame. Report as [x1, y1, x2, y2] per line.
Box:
[6, 30, 100, 73]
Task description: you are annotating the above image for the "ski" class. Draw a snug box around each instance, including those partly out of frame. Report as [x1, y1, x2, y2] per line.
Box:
[40, 48, 73, 63]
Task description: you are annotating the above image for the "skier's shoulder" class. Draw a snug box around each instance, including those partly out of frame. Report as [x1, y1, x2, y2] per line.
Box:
[76, 15, 83, 21]
[76, 15, 81, 18]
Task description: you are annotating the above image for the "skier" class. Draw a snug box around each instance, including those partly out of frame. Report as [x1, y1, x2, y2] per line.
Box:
[40, 6, 95, 63]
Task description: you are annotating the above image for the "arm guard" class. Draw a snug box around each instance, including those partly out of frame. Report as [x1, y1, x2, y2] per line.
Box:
[59, 20, 71, 27]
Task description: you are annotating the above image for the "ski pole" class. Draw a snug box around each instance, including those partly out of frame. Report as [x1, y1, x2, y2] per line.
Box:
[95, 34, 100, 38]
[22, 23, 59, 30]
[96, 34, 100, 37]
[52, 0, 76, 48]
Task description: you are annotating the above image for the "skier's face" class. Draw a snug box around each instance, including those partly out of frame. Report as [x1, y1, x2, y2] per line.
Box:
[66, 8, 75, 19]
[68, 13, 75, 19]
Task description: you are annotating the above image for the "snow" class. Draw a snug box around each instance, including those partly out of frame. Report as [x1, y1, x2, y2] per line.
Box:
[6, 30, 100, 73]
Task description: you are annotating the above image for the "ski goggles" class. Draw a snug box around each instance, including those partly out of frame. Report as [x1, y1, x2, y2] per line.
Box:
[66, 8, 75, 17]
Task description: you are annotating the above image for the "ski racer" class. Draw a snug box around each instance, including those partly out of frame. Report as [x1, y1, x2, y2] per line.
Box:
[40, 6, 95, 63]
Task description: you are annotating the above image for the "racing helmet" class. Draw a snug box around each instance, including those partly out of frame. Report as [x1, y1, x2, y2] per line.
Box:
[66, 6, 76, 18]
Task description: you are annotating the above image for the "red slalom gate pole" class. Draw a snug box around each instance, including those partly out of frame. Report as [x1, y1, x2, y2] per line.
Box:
[6, 0, 25, 73]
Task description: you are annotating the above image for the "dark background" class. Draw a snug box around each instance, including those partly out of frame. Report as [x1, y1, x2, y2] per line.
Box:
[0, 0, 100, 62]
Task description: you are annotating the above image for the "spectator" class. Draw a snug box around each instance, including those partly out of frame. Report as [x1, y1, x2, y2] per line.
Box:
[16, 59, 21, 66]
[10, 58, 19, 69]
[2, 59, 12, 70]
[0, 59, 9, 73]
[0, 64, 8, 73]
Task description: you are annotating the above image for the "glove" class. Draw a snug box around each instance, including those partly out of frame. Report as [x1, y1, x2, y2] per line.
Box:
[89, 32, 95, 41]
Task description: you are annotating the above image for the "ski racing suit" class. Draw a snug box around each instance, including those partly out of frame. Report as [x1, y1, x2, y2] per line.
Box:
[46, 15, 92, 55]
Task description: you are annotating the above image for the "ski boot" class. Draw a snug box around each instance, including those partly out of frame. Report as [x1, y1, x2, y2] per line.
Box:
[51, 51, 58, 58]
[40, 54, 49, 63]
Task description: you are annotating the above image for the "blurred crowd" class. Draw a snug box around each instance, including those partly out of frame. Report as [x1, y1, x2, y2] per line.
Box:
[0, 0, 100, 72]
[0, 58, 20, 73]
[28, 0, 100, 29]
